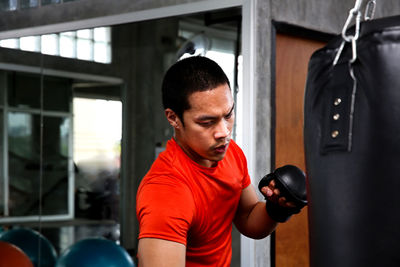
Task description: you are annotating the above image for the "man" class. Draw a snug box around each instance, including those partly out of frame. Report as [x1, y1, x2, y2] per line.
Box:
[136, 56, 306, 266]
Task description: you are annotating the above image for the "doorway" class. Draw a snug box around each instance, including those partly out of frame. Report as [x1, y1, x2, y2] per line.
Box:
[274, 32, 326, 267]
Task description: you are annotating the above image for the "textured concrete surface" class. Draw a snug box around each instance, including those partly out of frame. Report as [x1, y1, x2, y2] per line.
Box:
[1, 0, 398, 34]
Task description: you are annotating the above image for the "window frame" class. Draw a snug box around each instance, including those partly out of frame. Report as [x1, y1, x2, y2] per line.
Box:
[0, 64, 122, 223]
[0, 27, 112, 64]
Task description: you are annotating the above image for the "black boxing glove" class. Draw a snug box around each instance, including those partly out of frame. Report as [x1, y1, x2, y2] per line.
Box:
[258, 165, 307, 222]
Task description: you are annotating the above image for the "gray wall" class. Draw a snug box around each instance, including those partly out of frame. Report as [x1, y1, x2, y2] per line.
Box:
[112, 19, 178, 251]
[1, 0, 399, 34]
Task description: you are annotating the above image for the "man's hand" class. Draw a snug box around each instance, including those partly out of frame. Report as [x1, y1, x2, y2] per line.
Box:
[260, 179, 297, 208]
[258, 165, 308, 222]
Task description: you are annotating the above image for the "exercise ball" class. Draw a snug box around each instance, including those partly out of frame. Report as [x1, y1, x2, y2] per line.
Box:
[0, 228, 57, 267]
[56, 238, 135, 267]
[0, 240, 34, 267]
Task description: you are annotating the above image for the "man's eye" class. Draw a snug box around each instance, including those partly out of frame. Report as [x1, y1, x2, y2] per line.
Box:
[199, 121, 213, 127]
[225, 112, 233, 119]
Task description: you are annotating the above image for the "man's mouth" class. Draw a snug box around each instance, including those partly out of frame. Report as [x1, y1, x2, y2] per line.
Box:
[214, 142, 230, 154]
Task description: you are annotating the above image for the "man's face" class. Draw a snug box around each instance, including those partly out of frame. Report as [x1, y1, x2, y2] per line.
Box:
[175, 83, 235, 168]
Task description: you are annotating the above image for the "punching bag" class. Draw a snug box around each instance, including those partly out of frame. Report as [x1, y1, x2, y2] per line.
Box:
[304, 15, 400, 267]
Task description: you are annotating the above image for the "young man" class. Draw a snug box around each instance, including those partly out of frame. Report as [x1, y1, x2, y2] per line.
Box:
[136, 56, 306, 266]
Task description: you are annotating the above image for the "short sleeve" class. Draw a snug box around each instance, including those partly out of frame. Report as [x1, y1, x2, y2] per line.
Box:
[230, 140, 251, 189]
[136, 177, 195, 246]
[242, 171, 251, 189]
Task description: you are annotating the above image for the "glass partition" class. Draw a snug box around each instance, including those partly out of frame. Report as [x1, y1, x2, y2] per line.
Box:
[0, 109, 3, 217]
[0, 6, 242, 266]
[8, 113, 70, 216]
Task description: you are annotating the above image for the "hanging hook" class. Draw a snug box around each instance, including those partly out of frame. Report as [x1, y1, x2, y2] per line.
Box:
[364, 0, 376, 21]
[354, 0, 363, 11]
[350, 37, 358, 63]
[333, 0, 363, 65]
[342, 1, 362, 42]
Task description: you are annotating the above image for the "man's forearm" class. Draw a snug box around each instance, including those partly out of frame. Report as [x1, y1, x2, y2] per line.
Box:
[234, 201, 277, 239]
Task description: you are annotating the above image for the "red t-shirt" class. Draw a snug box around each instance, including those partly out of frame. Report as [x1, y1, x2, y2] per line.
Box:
[136, 138, 251, 266]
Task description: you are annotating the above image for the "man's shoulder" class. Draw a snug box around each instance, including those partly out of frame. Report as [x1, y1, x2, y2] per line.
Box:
[139, 153, 190, 192]
[140, 164, 184, 190]
[226, 139, 246, 160]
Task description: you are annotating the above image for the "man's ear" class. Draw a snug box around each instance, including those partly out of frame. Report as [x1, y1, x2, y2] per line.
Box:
[165, 108, 181, 129]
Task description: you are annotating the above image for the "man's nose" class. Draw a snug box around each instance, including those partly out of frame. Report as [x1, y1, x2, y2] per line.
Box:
[214, 120, 231, 140]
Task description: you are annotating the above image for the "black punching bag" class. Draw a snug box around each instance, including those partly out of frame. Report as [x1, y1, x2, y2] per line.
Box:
[304, 15, 400, 267]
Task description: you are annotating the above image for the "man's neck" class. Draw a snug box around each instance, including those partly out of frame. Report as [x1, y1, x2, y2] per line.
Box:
[173, 136, 216, 168]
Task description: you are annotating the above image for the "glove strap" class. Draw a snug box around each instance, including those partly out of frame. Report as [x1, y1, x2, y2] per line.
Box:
[266, 201, 301, 223]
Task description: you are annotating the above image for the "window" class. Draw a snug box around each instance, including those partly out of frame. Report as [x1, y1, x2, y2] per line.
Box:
[8, 113, 70, 216]
[73, 97, 121, 222]
[178, 20, 243, 143]
[0, 38, 19, 49]
[0, 0, 17, 11]
[20, 36, 40, 52]
[0, 27, 112, 64]
[20, 0, 39, 9]
[0, 71, 73, 221]
[0, 0, 79, 11]
[41, 0, 61, 5]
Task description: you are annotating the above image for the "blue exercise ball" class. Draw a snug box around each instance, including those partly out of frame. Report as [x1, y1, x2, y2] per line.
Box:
[0, 228, 57, 267]
[56, 238, 135, 267]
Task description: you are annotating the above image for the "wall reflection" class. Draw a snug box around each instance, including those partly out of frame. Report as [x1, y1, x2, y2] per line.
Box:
[0, 6, 242, 265]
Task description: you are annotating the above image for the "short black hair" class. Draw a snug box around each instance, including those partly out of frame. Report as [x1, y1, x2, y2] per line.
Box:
[162, 56, 230, 123]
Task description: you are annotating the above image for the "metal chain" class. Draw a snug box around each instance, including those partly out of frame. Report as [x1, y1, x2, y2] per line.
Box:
[333, 0, 378, 65]
[333, 0, 377, 152]
[342, 4, 362, 43]
[333, 0, 363, 65]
